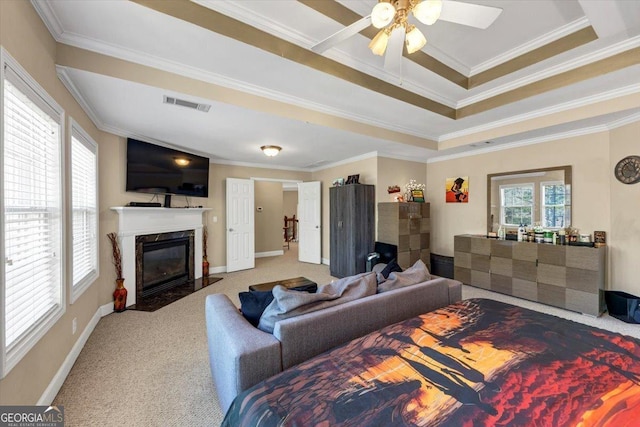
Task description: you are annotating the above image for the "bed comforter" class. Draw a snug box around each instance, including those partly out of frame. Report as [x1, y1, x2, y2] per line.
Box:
[222, 298, 640, 426]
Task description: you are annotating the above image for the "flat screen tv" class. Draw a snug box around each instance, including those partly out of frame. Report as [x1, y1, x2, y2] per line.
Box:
[126, 138, 209, 198]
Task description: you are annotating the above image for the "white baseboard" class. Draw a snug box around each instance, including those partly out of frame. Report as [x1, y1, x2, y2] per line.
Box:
[209, 265, 227, 274]
[322, 258, 330, 266]
[100, 302, 114, 317]
[255, 250, 284, 258]
[37, 306, 105, 405]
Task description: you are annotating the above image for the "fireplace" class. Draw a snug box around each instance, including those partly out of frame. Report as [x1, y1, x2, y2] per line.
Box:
[135, 230, 195, 300]
[111, 206, 208, 307]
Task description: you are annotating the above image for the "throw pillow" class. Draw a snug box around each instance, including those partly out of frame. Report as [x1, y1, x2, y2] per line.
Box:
[239, 290, 274, 327]
[257, 271, 377, 333]
[377, 259, 430, 293]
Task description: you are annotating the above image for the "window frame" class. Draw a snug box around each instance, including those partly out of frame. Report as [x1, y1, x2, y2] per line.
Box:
[1, 49, 66, 377]
[70, 118, 99, 303]
[499, 182, 534, 227]
[540, 180, 566, 230]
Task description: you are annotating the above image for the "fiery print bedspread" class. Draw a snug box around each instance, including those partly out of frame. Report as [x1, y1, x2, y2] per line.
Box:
[222, 298, 640, 426]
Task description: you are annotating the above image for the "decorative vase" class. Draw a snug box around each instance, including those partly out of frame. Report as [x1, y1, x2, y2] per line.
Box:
[113, 278, 128, 312]
[202, 257, 210, 278]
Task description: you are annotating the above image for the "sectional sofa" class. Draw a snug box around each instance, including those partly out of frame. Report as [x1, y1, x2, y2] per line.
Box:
[206, 273, 462, 411]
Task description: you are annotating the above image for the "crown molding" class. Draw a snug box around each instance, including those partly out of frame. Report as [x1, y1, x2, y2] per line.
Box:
[376, 152, 430, 164]
[441, 83, 640, 142]
[470, 18, 591, 75]
[209, 158, 310, 172]
[54, 30, 440, 140]
[457, 35, 640, 108]
[30, 0, 64, 40]
[56, 66, 105, 130]
[606, 111, 640, 130]
[192, 0, 455, 107]
[429, 124, 610, 163]
[312, 151, 379, 172]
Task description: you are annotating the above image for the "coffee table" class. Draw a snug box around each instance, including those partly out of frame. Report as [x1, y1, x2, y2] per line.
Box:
[249, 276, 317, 292]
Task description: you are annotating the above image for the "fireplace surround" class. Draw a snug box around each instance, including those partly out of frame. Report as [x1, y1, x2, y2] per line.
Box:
[136, 230, 195, 300]
[111, 207, 209, 307]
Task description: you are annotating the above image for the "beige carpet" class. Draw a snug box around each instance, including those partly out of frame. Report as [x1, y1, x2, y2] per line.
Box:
[53, 245, 640, 426]
[53, 243, 334, 426]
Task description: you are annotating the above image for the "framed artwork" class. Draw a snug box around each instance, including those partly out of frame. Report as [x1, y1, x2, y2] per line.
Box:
[345, 174, 360, 185]
[446, 176, 469, 203]
[332, 178, 345, 186]
[411, 189, 425, 202]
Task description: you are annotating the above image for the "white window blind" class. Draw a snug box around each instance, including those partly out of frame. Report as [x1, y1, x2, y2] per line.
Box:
[2, 60, 64, 376]
[71, 122, 98, 301]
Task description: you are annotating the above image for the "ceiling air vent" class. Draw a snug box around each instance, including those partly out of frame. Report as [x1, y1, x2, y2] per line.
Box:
[163, 95, 211, 112]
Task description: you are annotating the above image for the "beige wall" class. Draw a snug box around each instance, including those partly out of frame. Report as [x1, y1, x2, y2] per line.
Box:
[255, 181, 284, 253]
[100, 143, 311, 271]
[0, 0, 107, 404]
[311, 156, 378, 261]
[376, 157, 427, 204]
[283, 190, 298, 218]
[205, 165, 310, 268]
[427, 132, 640, 294]
[609, 121, 640, 294]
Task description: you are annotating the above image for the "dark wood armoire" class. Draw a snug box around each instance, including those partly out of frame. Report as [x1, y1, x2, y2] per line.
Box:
[329, 184, 375, 278]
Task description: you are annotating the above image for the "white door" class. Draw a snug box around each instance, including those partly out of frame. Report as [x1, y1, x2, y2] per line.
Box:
[298, 181, 321, 264]
[226, 178, 255, 272]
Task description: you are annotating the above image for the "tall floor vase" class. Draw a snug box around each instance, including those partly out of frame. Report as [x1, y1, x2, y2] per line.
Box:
[113, 278, 128, 312]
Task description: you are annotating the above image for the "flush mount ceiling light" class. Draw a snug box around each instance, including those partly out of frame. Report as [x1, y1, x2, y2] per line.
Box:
[261, 145, 282, 157]
[174, 157, 191, 166]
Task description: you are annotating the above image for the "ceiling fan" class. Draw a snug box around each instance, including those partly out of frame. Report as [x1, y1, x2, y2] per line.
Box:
[311, 0, 503, 75]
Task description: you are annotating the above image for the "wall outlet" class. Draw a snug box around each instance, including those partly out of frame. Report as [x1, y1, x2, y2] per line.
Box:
[212, 216, 218, 223]
[72, 317, 77, 335]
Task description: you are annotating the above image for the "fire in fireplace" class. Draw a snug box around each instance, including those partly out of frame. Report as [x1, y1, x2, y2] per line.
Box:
[135, 230, 195, 300]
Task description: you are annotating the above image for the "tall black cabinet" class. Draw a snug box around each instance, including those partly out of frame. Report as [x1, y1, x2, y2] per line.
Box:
[330, 184, 375, 278]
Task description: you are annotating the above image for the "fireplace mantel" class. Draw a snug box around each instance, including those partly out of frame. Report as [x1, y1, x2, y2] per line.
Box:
[111, 207, 211, 307]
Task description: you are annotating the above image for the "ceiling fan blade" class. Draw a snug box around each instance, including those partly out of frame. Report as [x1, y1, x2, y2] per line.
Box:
[384, 26, 406, 77]
[311, 15, 372, 53]
[439, 1, 502, 29]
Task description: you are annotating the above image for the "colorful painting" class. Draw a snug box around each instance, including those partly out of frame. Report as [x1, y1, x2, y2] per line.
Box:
[223, 298, 640, 427]
[446, 176, 469, 203]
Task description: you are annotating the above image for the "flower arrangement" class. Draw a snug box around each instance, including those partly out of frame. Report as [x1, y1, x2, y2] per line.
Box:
[405, 179, 425, 192]
[106, 232, 122, 279]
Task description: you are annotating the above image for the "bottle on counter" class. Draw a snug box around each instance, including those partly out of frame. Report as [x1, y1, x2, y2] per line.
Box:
[517, 224, 525, 242]
[558, 229, 566, 245]
[498, 225, 505, 240]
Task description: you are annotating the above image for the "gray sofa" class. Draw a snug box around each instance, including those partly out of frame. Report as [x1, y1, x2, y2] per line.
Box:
[206, 275, 462, 412]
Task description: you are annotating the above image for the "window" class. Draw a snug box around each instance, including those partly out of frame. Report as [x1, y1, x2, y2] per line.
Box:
[500, 183, 534, 226]
[541, 181, 566, 228]
[2, 52, 65, 377]
[70, 119, 98, 302]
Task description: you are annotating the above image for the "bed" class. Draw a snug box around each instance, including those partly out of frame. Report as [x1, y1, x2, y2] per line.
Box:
[222, 298, 640, 426]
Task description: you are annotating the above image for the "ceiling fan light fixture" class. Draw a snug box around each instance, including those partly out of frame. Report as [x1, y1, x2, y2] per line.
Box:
[371, 1, 396, 29]
[369, 28, 390, 56]
[412, 0, 443, 26]
[261, 145, 281, 157]
[405, 25, 426, 54]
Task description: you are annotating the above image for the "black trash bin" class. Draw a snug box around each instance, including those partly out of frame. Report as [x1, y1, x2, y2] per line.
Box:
[605, 291, 640, 324]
